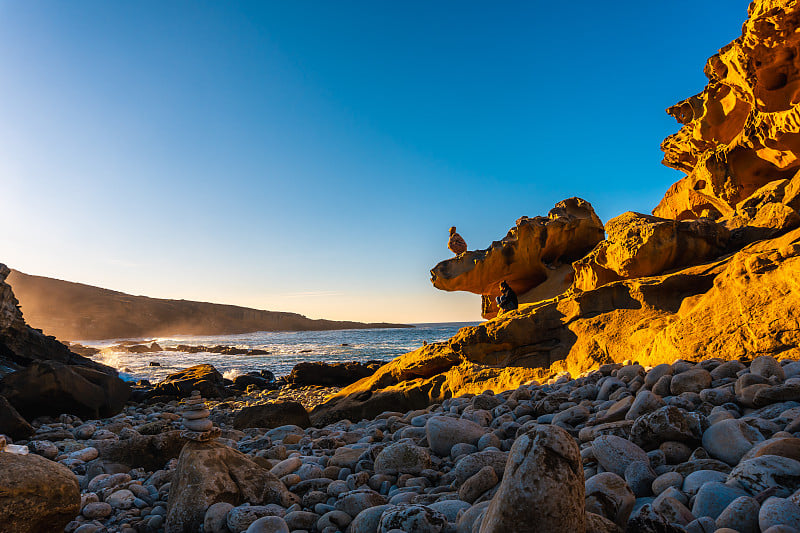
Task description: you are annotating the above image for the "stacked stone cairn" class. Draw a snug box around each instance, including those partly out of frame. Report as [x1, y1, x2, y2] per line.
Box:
[180, 390, 220, 441]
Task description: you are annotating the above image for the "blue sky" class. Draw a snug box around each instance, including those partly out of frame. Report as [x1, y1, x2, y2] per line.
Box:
[0, 1, 749, 323]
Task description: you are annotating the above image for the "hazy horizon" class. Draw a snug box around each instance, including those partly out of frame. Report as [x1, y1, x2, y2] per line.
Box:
[1, 1, 749, 323]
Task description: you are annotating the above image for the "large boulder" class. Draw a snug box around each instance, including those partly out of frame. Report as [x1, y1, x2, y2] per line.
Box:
[0, 451, 80, 533]
[166, 441, 298, 533]
[430, 197, 604, 319]
[150, 364, 230, 399]
[287, 361, 382, 387]
[572, 212, 729, 291]
[0, 361, 130, 419]
[233, 401, 311, 430]
[91, 430, 185, 471]
[479, 424, 585, 532]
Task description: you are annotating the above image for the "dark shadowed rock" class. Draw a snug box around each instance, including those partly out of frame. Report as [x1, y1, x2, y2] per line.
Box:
[233, 401, 311, 430]
[287, 361, 383, 387]
[0, 361, 130, 419]
[150, 364, 230, 399]
[0, 394, 32, 440]
[92, 430, 185, 471]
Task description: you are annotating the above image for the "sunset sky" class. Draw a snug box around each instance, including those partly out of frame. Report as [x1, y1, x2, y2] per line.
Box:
[0, 1, 748, 323]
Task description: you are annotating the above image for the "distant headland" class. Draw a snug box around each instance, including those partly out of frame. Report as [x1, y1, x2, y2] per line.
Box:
[6, 269, 411, 341]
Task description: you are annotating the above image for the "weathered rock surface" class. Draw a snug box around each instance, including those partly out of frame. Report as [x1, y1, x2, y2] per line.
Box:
[479, 424, 584, 532]
[165, 441, 297, 533]
[657, 1, 800, 222]
[431, 197, 604, 319]
[0, 451, 80, 533]
[573, 212, 729, 291]
[313, 227, 800, 425]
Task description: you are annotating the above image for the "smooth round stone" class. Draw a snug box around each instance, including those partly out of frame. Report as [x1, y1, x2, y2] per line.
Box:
[450, 442, 478, 458]
[334, 488, 387, 517]
[655, 486, 688, 507]
[752, 356, 786, 381]
[458, 465, 498, 504]
[183, 418, 213, 432]
[283, 511, 318, 531]
[700, 387, 735, 405]
[691, 482, 749, 519]
[348, 505, 391, 533]
[183, 408, 211, 420]
[652, 472, 683, 495]
[105, 489, 135, 509]
[682, 470, 727, 495]
[644, 364, 674, 388]
[82, 501, 113, 519]
[741, 437, 800, 462]
[660, 441, 692, 464]
[245, 516, 289, 533]
[374, 442, 431, 475]
[270, 457, 302, 478]
[317, 509, 352, 531]
[425, 416, 485, 457]
[592, 435, 649, 476]
[585, 472, 635, 526]
[728, 455, 800, 497]
[428, 499, 470, 522]
[652, 495, 694, 526]
[147, 515, 164, 530]
[295, 463, 324, 481]
[626, 390, 665, 421]
[74, 424, 97, 439]
[452, 450, 507, 485]
[715, 496, 759, 533]
[69, 447, 99, 462]
[625, 460, 656, 497]
[760, 497, 800, 531]
[670, 368, 712, 395]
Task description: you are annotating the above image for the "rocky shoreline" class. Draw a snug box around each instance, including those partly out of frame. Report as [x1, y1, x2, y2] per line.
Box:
[4, 356, 800, 532]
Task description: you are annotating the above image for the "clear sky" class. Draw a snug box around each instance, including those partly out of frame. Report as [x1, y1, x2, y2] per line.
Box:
[0, 1, 749, 323]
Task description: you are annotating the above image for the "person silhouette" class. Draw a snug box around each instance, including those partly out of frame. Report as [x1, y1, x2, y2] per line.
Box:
[495, 280, 518, 312]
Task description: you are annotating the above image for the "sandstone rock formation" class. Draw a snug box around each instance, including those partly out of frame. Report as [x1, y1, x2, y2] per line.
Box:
[312, 0, 800, 426]
[6, 268, 410, 340]
[572, 212, 730, 291]
[657, 1, 800, 222]
[431, 197, 604, 319]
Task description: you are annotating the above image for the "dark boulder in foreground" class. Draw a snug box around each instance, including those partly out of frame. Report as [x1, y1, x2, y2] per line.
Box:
[233, 400, 311, 430]
[0, 361, 131, 420]
[149, 364, 230, 400]
[0, 451, 80, 533]
[91, 430, 186, 471]
[287, 360, 384, 387]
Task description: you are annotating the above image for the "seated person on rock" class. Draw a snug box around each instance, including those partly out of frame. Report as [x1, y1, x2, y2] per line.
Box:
[495, 280, 518, 313]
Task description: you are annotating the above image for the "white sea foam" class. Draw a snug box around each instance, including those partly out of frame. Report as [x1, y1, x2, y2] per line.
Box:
[83, 322, 476, 383]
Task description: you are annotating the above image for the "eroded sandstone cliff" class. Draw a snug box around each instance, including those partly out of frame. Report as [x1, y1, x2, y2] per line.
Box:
[430, 198, 604, 319]
[312, 0, 800, 425]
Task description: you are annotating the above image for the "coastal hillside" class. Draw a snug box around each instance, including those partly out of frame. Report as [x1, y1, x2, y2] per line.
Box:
[311, 0, 800, 425]
[6, 269, 410, 341]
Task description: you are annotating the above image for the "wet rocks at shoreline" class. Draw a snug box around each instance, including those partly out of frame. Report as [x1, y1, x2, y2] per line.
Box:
[3, 354, 800, 532]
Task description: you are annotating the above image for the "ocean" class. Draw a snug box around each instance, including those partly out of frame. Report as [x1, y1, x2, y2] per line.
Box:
[83, 322, 479, 383]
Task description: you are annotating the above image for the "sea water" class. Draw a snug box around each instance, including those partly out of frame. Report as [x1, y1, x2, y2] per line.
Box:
[82, 322, 478, 382]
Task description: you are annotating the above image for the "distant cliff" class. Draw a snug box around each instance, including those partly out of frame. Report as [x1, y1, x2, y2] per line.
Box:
[6, 269, 411, 340]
